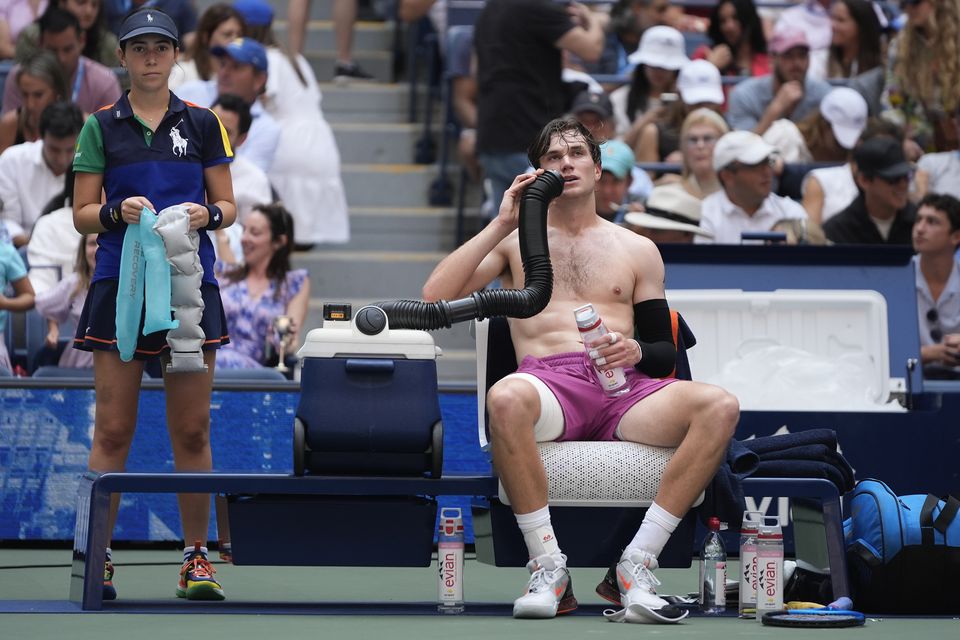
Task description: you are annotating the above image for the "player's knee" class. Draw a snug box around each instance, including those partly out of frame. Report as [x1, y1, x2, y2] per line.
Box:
[710, 388, 740, 439]
[487, 379, 539, 436]
[93, 421, 135, 458]
[172, 419, 211, 456]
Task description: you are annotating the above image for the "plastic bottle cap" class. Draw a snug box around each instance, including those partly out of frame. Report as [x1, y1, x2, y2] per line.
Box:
[573, 303, 599, 329]
[708, 516, 721, 531]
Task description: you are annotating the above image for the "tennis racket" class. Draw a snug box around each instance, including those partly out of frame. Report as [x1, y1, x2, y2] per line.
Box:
[762, 609, 866, 628]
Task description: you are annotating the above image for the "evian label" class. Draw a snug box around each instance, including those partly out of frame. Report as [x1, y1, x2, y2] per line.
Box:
[755, 547, 784, 618]
[740, 544, 758, 606]
[714, 562, 727, 606]
[437, 542, 464, 603]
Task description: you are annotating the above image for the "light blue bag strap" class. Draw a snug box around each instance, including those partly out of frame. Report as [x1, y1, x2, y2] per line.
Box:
[115, 213, 147, 362]
[139, 208, 179, 336]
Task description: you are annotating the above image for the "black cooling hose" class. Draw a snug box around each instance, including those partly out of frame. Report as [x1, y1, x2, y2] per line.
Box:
[371, 169, 565, 331]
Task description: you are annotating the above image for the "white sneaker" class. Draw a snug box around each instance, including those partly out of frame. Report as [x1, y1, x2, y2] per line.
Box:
[512, 554, 577, 619]
[603, 550, 688, 624]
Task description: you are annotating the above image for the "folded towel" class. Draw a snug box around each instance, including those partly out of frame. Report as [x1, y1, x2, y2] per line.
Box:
[704, 430, 856, 526]
[743, 429, 838, 456]
[755, 444, 835, 462]
[754, 444, 855, 491]
[754, 459, 850, 492]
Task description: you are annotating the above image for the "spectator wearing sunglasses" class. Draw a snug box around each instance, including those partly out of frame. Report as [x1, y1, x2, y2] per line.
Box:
[912, 193, 960, 379]
[823, 137, 916, 244]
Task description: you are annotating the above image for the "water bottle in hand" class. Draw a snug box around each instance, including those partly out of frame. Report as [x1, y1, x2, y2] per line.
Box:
[574, 303, 630, 396]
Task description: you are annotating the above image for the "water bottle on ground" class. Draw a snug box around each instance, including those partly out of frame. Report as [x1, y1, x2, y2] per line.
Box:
[755, 517, 785, 621]
[738, 511, 763, 619]
[437, 507, 465, 614]
[699, 516, 727, 615]
[574, 303, 630, 396]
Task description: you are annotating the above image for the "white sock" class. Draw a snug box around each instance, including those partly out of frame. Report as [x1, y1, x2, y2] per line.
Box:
[105, 547, 112, 562]
[624, 502, 681, 560]
[183, 545, 209, 562]
[515, 506, 562, 560]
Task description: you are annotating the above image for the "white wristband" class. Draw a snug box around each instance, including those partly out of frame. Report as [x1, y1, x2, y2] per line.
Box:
[631, 339, 643, 364]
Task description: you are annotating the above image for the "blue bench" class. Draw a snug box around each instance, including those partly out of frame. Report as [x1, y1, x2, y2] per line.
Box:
[71, 471, 497, 610]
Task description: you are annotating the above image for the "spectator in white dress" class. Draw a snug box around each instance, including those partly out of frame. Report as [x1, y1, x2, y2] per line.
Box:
[236, 0, 350, 247]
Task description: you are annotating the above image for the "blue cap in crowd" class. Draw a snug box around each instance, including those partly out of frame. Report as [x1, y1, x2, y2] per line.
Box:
[233, 0, 274, 27]
[118, 9, 179, 46]
[599, 140, 636, 181]
[211, 38, 268, 72]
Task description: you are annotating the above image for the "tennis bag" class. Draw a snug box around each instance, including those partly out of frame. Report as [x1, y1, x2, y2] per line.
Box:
[843, 478, 960, 613]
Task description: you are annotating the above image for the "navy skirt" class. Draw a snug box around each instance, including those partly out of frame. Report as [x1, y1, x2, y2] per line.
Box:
[74, 279, 230, 360]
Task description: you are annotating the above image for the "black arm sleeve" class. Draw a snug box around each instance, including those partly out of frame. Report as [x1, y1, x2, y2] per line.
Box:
[633, 299, 677, 378]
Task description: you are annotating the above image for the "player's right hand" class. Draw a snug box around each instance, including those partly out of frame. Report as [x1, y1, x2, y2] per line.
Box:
[497, 170, 543, 230]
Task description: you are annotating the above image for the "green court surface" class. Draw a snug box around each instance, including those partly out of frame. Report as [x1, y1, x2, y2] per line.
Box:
[1, 549, 957, 639]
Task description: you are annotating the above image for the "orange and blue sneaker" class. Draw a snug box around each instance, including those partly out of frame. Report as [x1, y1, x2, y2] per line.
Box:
[217, 540, 232, 564]
[176, 544, 224, 601]
[103, 559, 117, 601]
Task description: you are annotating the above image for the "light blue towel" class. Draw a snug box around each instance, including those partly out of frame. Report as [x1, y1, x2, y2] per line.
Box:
[115, 208, 178, 362]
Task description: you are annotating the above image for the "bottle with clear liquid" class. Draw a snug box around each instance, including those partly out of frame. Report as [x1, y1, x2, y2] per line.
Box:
[755, 518, 784, 622]
[437, 507, 465, 614]
[573, 303, 630, 396]
[738, 511, 763, 618]
[699, 516, 727, 615]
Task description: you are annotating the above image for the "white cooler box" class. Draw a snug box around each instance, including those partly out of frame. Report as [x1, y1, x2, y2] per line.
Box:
[666, 289, 904, 412]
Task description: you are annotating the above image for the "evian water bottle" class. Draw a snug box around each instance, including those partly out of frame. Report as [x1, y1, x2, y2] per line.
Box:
[738, 511, 763, 618]
[699, 516, 727, 615]
[437, 507, 465, 614]
[574, 303, 630, 396]
[755, 517, 784, 622]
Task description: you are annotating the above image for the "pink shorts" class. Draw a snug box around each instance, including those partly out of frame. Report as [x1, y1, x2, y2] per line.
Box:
[515, 351, 677, 441]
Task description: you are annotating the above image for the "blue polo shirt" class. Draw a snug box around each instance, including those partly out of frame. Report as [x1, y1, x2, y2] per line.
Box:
[73, 91, 233, 285]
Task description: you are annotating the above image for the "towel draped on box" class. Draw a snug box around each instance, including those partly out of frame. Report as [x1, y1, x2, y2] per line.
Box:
[704, 428, 856, 527]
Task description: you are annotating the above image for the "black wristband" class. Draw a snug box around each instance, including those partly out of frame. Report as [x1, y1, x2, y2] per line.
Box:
[99, 202, 125, 230]
[204, 204, 224, 230]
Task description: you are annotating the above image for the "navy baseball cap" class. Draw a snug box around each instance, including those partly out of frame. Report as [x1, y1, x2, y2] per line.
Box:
[211, 38, 268, 72]
[118, 9, 179, 46]
[854, 137, 912, 179]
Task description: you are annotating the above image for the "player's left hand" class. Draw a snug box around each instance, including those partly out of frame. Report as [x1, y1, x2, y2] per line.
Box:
[586, 332, 642, 371]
